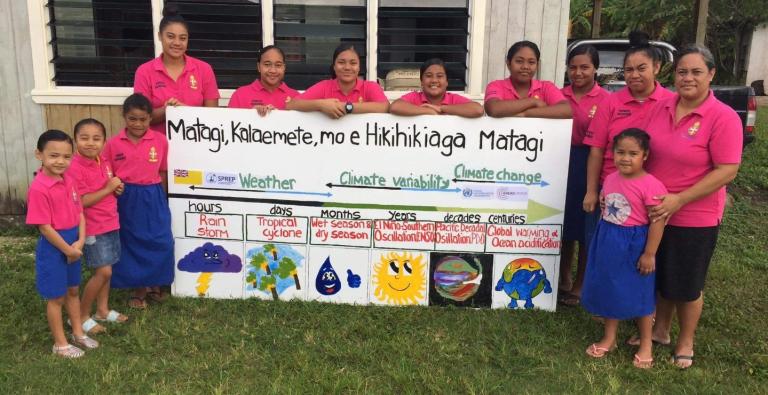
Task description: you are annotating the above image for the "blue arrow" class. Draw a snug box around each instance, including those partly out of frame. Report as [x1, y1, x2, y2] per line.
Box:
[496, 180, 549, 187]
[401, 187, 461, 193]
[451, 178, 549, 187]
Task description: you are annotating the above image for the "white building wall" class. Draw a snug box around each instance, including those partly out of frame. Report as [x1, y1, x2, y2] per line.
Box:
[0, 0, 45, 222]
[746, 23, 768, 93]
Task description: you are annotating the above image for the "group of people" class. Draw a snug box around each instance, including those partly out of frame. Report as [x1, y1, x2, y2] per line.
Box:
[27, 7, 742, 369]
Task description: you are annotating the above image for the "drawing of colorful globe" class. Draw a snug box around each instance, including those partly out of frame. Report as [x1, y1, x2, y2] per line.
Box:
[433, 255, 482, 301]
[501, 258, 547, 300]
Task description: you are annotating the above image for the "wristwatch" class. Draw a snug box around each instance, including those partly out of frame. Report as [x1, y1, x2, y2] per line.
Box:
[345, 102, 354, 114]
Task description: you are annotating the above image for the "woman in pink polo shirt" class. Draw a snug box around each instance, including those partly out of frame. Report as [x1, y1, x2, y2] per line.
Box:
[390, 58, 483, 118]
[133, 6, 220, 133]
[484, 40, 571, 119]
[582, 32, 674, 248]
[629, 45, 742, 369]
[286, 44, 389, 118]
[228, 45, 299, 116]
[558, 45, 610, 307]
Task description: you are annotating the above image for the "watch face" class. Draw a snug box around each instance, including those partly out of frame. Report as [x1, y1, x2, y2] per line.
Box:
[345, 103, 353, 113]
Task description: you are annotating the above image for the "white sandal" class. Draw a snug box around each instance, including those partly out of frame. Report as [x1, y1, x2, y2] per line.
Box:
[93, 310, 128, 323]
[52, 344, 85, 358]
[71, 334, 99, 349]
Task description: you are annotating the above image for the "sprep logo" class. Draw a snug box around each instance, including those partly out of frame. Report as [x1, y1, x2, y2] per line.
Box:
[204, 172, 238, 186]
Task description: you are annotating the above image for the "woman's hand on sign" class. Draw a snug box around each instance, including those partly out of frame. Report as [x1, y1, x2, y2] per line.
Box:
[254, 104, 274, 117]
[165, 97, 184, 107]
[649, 193, 684, 223]
[420, 103, 442, 115]
[317, 99, 346, 119]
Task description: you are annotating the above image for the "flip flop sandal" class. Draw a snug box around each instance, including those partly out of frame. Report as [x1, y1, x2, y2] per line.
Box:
[52, 344, 84, 359]
[146, 291, 168, 303]
[82, 317, 106, 335]
[671, 354, 694, 369]
[93, 310, 128, 323]
[128, 296, 147, 310]
[558, 292, 580, 307]
[633, 354, 654, 369]
[586, 343, 616, 358]
[71, 334, 99, 350]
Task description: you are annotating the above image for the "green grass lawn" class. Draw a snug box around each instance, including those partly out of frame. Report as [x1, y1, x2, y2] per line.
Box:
[1, 110, 767, 393]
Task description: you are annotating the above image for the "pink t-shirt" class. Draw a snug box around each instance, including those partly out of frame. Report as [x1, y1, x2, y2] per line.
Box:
[583, 82, 674, 183]
[643, 92, 743, 227]
[228, 80, 299, 110]
[601, 171, 667, 227]
[398, 91, 472, 106]
[102, 128, 168, 185]
[26, 171, 82, 230]
[484, 78, 566, 106]
[562, 83, 611, 146]
[134, 55, 220, 133]
[67, 154, 119, 236]
[296, 78, 388, 103]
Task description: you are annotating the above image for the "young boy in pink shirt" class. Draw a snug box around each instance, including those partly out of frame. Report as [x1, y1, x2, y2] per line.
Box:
[27, 130, 99, 358]
[68, 119, 128, 334]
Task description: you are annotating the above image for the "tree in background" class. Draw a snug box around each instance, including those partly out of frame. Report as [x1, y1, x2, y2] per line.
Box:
[569, 0, 768, 84]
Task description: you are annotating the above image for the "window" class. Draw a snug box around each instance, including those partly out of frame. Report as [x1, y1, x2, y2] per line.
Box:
[274, 0, 367, 90]
[166, 0, 262, 89]
[47, 0, 154, 87]
[377, 1, 469, 91]
[31, 0, 486, 103]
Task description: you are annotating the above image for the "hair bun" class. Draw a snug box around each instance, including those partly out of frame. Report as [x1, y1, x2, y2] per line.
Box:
[163, 4, 181, 18]
[628, 31, 650, 48]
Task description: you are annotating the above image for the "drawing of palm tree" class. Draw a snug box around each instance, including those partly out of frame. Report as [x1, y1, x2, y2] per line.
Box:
[258, 274, 278, 300]
[251, 252, 271, 275]
[263, 243, 278, 261]
[275, 257, 301, 290]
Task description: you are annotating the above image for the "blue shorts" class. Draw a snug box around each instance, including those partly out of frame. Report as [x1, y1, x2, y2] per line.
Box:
[35, 226, 81, 299]
[83, 229, 120, 268]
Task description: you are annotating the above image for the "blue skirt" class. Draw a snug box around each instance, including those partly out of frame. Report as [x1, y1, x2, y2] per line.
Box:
[581, 220, 655, 320]
[563, 145, 589, 242]
[112, 183, 174, 288]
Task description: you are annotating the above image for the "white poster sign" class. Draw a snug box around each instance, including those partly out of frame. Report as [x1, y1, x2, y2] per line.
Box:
[167, 107, 570, 311]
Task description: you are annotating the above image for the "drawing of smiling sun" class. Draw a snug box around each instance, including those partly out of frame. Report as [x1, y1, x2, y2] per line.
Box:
[372, 251, 427, 305]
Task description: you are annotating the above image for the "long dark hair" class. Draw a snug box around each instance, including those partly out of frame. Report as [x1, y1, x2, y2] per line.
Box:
[624, 31, 661, 66]
[506, 41, 541, 63]
[159, 4, 188, 34]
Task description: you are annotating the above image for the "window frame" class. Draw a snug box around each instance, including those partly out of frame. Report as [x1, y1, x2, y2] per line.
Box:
[28, 0, 485, 105]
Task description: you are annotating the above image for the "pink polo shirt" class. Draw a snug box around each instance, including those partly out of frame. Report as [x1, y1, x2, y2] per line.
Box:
[134, 54, 220, 133]
[26, 171, 82, 230]
[297, 78, 388, 103]
[102, 128, 168, 185]
[583, 82, 674, 183]
[67, 154, 119, 236]
[601, 171, 667, 227]
[562, 83, 611, 146]
[484, 78, 566, 106]
[398, 91, 472, 106]
[228, 80, 299, 110]
[643, 92, 743, 227]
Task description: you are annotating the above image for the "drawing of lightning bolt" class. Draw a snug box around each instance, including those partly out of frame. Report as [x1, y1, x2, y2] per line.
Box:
[196, 272, 213, 296]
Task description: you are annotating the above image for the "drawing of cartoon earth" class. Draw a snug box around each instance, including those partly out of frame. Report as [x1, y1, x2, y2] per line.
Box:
[495, 257, 552, 309]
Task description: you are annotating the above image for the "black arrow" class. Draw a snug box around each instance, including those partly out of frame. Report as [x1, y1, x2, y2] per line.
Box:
[325, 182, 401, 191]
[452, 178, 495, 183]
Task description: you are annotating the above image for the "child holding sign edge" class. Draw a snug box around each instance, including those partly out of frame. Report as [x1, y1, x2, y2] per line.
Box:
[102, 94, 174, 309]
